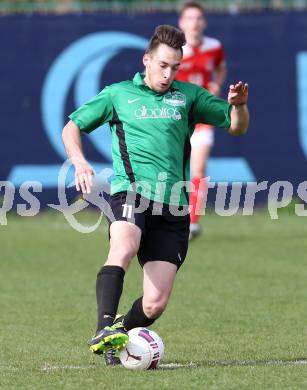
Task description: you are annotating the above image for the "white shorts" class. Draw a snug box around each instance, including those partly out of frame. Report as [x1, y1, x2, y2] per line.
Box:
[190, 124, 214, 147]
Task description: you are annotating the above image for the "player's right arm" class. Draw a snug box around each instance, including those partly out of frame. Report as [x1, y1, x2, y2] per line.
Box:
[62, 85, 113, 194]
[62, 120, 94, 194]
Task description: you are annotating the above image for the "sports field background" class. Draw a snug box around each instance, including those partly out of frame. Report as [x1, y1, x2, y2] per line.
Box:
[1, 210, 306, 389]
[1, 0, 307, 388]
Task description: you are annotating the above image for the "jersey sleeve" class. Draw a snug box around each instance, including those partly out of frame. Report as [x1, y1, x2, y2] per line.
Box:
[69, 86, 113, 134]
[191, 86, 232, 130]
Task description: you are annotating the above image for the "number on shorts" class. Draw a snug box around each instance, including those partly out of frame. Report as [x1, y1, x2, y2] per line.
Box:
[122, 204, 133, 218]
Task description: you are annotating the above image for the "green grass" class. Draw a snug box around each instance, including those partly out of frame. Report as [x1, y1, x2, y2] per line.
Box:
[1, 210, 307, 389]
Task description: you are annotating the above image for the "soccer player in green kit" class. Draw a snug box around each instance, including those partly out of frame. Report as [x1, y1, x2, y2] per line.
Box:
[62, 25, 249, 365]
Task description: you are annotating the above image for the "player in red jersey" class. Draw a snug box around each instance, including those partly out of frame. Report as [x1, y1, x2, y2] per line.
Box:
[176, 1, 227, 239]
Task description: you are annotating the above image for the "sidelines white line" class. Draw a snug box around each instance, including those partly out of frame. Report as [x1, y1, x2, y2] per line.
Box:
[40, 359, 307, 371]
[0, 366, 19, 372]
[2, 359, 307, 373]
[41, 362, 197, 371]
[293, 360, 307, 365]
[42, 363, 96, 371]
[204, 359, 307, 367]
[160, 362, 197, 369]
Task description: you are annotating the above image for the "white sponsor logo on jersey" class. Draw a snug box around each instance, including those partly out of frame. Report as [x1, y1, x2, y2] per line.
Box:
[134, 106, 182, 121]
[163, 91, 186, 107]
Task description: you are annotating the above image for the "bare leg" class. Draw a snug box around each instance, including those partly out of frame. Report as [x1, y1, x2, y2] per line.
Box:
[106, 221, 142, 271]
[190, 142, 211, 225]
[142, 261, 177, 319]
[123, 261, 178, 330]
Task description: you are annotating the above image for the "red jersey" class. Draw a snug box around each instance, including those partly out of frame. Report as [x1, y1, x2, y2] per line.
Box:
[176, 36, 225, 89]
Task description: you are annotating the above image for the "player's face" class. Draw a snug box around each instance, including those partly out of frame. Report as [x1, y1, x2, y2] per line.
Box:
[179, 7, 206, 39]
[143, 44, 182, 93]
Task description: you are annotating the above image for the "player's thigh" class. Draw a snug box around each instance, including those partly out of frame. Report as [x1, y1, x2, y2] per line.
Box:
[106, 191, 146, 268]
[190, 126, 214, 176]
[107, 221, 142, 269]
[109, 220, 142, 252]
[143, 261, 177, 305]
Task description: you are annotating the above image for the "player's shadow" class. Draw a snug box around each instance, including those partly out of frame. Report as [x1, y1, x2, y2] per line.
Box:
[160, 357, 307, 370]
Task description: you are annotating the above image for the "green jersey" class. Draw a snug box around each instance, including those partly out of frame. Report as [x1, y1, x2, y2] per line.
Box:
[69, 72, 231, 206]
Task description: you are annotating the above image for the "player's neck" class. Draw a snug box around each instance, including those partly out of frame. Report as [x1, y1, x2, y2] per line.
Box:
[186, 35, 203, 48]
[143, 75, 152, 89]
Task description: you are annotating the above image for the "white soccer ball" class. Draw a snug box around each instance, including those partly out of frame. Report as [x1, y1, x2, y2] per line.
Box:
[119, 327, 164, 370]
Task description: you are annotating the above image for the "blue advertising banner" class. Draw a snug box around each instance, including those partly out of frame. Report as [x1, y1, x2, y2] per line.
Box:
[1, 11, 307, 207]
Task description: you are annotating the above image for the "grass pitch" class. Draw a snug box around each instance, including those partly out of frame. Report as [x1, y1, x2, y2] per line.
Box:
[1, 210, 307, 389]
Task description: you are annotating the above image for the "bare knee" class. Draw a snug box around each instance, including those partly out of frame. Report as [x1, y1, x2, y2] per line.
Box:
[143, 298, 168, 319]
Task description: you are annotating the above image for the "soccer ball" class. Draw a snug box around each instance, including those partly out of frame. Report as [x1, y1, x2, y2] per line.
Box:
[119, 327, 164, 370]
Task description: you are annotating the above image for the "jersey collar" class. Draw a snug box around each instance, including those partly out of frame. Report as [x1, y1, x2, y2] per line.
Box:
[133, 72, 180, 94]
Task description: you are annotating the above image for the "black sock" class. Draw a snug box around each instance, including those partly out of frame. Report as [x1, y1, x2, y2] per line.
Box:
[96, 265, 125, 332]
[123, 296, 155, 331]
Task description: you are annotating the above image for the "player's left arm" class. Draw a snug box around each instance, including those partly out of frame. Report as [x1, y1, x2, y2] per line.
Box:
[228, 81, 249, 136]
[208, 62, 227, 96]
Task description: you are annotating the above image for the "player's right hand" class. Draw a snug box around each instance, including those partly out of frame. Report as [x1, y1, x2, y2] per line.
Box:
[74, 160, 94, 194]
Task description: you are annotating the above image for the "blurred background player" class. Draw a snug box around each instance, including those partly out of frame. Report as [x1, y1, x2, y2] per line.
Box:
[176, 1, 227, 240]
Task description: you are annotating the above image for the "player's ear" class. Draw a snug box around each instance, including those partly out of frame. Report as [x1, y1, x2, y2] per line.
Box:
[143, 53, 150, 67]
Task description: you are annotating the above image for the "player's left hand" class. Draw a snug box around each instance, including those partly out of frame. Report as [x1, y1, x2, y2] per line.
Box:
[228, 81, 248, 106]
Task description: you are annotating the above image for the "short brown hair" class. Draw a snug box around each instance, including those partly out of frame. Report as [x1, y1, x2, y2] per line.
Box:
[146, 25, 186, 55]
[179, 1, 205, 17]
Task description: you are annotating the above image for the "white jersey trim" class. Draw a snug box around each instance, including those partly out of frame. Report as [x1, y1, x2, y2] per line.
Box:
[182, 36, 222, 58]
